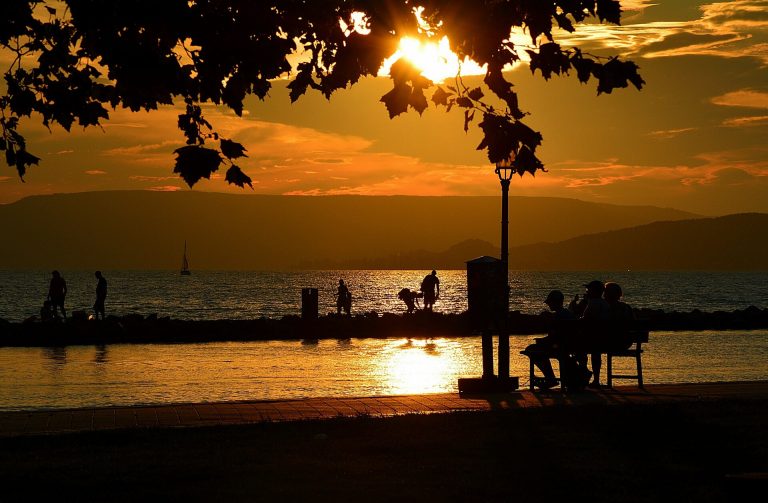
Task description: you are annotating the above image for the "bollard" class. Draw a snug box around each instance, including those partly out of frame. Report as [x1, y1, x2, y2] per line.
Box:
[301, 288, 318, 320]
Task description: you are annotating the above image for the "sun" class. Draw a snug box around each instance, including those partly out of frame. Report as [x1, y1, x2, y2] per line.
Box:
[380, 36, 487, 83]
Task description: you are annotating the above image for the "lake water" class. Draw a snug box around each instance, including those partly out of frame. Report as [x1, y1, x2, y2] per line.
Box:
[1, 270, 767, 412]
[0, 330, 766, 411]
[2, 270, 767, 322]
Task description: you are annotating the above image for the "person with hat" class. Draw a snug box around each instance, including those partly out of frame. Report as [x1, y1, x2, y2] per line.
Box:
[522, 289, 575, 390]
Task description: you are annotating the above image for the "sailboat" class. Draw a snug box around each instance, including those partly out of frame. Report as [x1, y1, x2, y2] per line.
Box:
[180, 241, 191, 275]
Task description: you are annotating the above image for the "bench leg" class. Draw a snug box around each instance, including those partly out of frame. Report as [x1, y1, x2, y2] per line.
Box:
[529, 358, 536, 390]
[636, 351, 644, 389]
[607, 354, 613, 388]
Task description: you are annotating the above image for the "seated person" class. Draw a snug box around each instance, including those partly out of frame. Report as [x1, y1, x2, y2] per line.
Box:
[603, 281, 635, 351]
[522, 290, 574, 389]
[604, 282, 633, 320]
[579, 280, 611, 388]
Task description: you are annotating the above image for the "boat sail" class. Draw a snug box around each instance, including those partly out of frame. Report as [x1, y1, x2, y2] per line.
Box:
[180, 241, 191, 275]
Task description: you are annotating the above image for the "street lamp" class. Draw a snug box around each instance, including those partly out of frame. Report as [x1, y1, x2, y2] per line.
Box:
[495, 155, 514, 380]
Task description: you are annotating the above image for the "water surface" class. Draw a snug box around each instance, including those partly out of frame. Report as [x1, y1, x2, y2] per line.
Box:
[1, 330, 765, 411]
[2, 270, 766, 321]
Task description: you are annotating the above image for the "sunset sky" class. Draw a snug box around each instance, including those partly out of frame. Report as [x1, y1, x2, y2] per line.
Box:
[1, 0, 766, 216]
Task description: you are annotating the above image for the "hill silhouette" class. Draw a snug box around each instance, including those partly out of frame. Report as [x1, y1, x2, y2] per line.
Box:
[503, 213, 768, 271]
[0, 191, 697, 270]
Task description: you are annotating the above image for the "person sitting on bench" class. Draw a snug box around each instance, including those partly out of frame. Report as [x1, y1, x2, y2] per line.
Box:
[522, 290, 574, 390]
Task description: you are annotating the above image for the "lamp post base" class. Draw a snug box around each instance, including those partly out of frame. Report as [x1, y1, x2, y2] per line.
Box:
[457, 375, 519, 395]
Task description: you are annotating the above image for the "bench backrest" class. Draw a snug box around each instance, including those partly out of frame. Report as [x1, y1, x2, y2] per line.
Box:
[550, 319, 649, 352]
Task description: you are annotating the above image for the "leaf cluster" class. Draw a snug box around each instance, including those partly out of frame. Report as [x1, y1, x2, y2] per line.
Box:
[1, 0, 643, 185]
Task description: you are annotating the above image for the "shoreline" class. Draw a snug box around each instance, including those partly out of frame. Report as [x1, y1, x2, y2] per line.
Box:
[2, 306, 768, 347]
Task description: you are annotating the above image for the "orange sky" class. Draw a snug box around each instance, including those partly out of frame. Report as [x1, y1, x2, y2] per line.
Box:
[1, 0, 766, 215]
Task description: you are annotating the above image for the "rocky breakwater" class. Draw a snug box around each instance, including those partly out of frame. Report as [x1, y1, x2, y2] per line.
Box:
[1, 306, 767, 347]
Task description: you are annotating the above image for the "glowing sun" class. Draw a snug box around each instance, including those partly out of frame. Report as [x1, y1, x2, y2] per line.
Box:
[380, 36, 487, 83]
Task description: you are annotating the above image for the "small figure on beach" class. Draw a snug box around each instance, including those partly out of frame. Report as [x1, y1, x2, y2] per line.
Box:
[420, 270, 440, 311]
[94, 271, 108, 320]
[397, 288, 422, 314]
[47, 270, 67, 320]
[336, 279, 351, 316]
[522, 290, 575, 390]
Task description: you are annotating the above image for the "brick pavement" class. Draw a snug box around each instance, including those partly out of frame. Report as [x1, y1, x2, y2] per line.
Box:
[1, 381, 766, 438]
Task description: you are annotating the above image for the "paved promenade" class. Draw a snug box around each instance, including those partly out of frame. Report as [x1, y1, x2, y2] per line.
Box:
[2, 381, 766, 437]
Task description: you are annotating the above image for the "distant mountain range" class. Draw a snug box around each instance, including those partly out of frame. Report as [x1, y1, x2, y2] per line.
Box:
[326, 214, 768, 271]
[0, 190, 705, 270]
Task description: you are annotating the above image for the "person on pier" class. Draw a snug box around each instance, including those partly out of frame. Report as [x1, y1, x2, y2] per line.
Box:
[47, 270, 68, 320]
[420, 270, 440, 311]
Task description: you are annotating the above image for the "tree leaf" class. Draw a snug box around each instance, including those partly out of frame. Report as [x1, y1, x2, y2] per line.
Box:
[14, 149, 40, 181]
[173, 145, 222, 188]
[455, 96, 473, 108]
[380, 83, 411, 118]
[467, 87, 484, 101]
[220, 139, 248, 159]
[431, 86, 450, 107]
[464, 110, 474, 133]
[225, 165, 253, 189]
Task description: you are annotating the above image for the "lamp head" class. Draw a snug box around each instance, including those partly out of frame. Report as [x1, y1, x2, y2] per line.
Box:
[494, 155, 515, 181]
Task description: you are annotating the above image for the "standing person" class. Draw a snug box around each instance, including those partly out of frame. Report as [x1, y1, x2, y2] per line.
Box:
[336, 279, 351, 316]
[94, 271, 108, 320]
[48, 270, 67, 320]
[420, 270, 440, 311]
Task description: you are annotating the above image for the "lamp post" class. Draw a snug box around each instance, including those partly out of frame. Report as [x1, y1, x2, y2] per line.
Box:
[495, 157, 514, 380]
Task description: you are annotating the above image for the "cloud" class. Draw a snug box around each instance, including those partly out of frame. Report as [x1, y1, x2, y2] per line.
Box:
[147, 185, 183, 192]
[722, 115, 768, 127]
[711, 89, 768, 108]
[555, 1, 768, 64]
[84, 170, 106, 175]
[128, 175, 178, 182]
[647, 127, 697, 139]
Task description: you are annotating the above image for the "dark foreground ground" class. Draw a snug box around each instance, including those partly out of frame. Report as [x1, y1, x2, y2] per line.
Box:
[2, 398, 766, 502]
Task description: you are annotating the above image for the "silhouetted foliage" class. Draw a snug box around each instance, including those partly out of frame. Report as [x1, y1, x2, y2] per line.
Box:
[1, 0, 643, 185]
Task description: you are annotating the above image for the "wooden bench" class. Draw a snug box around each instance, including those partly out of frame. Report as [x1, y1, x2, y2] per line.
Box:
[523, 319, 649, 391]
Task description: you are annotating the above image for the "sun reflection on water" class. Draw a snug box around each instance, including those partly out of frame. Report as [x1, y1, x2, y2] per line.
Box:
[378, 338, 455, 395]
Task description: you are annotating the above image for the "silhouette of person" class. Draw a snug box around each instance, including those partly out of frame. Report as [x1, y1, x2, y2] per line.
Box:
[397, 288, 421, 314]
[48, 270, 67, 320]
[94, 271, 108, 320]
[578, 280, 611, 388]
[522, 290, 574, 389]
[604, 282, 634, 321]
[336, 279, 351, 316]
[420, 270, 440, 311]
[604, 281, 636, 351]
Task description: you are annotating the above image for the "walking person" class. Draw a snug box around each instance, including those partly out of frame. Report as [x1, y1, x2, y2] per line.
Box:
[94, 271, 108, 320]
[48, 270, 67, 320]
[420, 270, 440, 311]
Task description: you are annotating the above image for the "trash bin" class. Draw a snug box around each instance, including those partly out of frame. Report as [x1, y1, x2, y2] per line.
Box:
[466, 256, 506, 330]
[301, 288, 318, 320]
